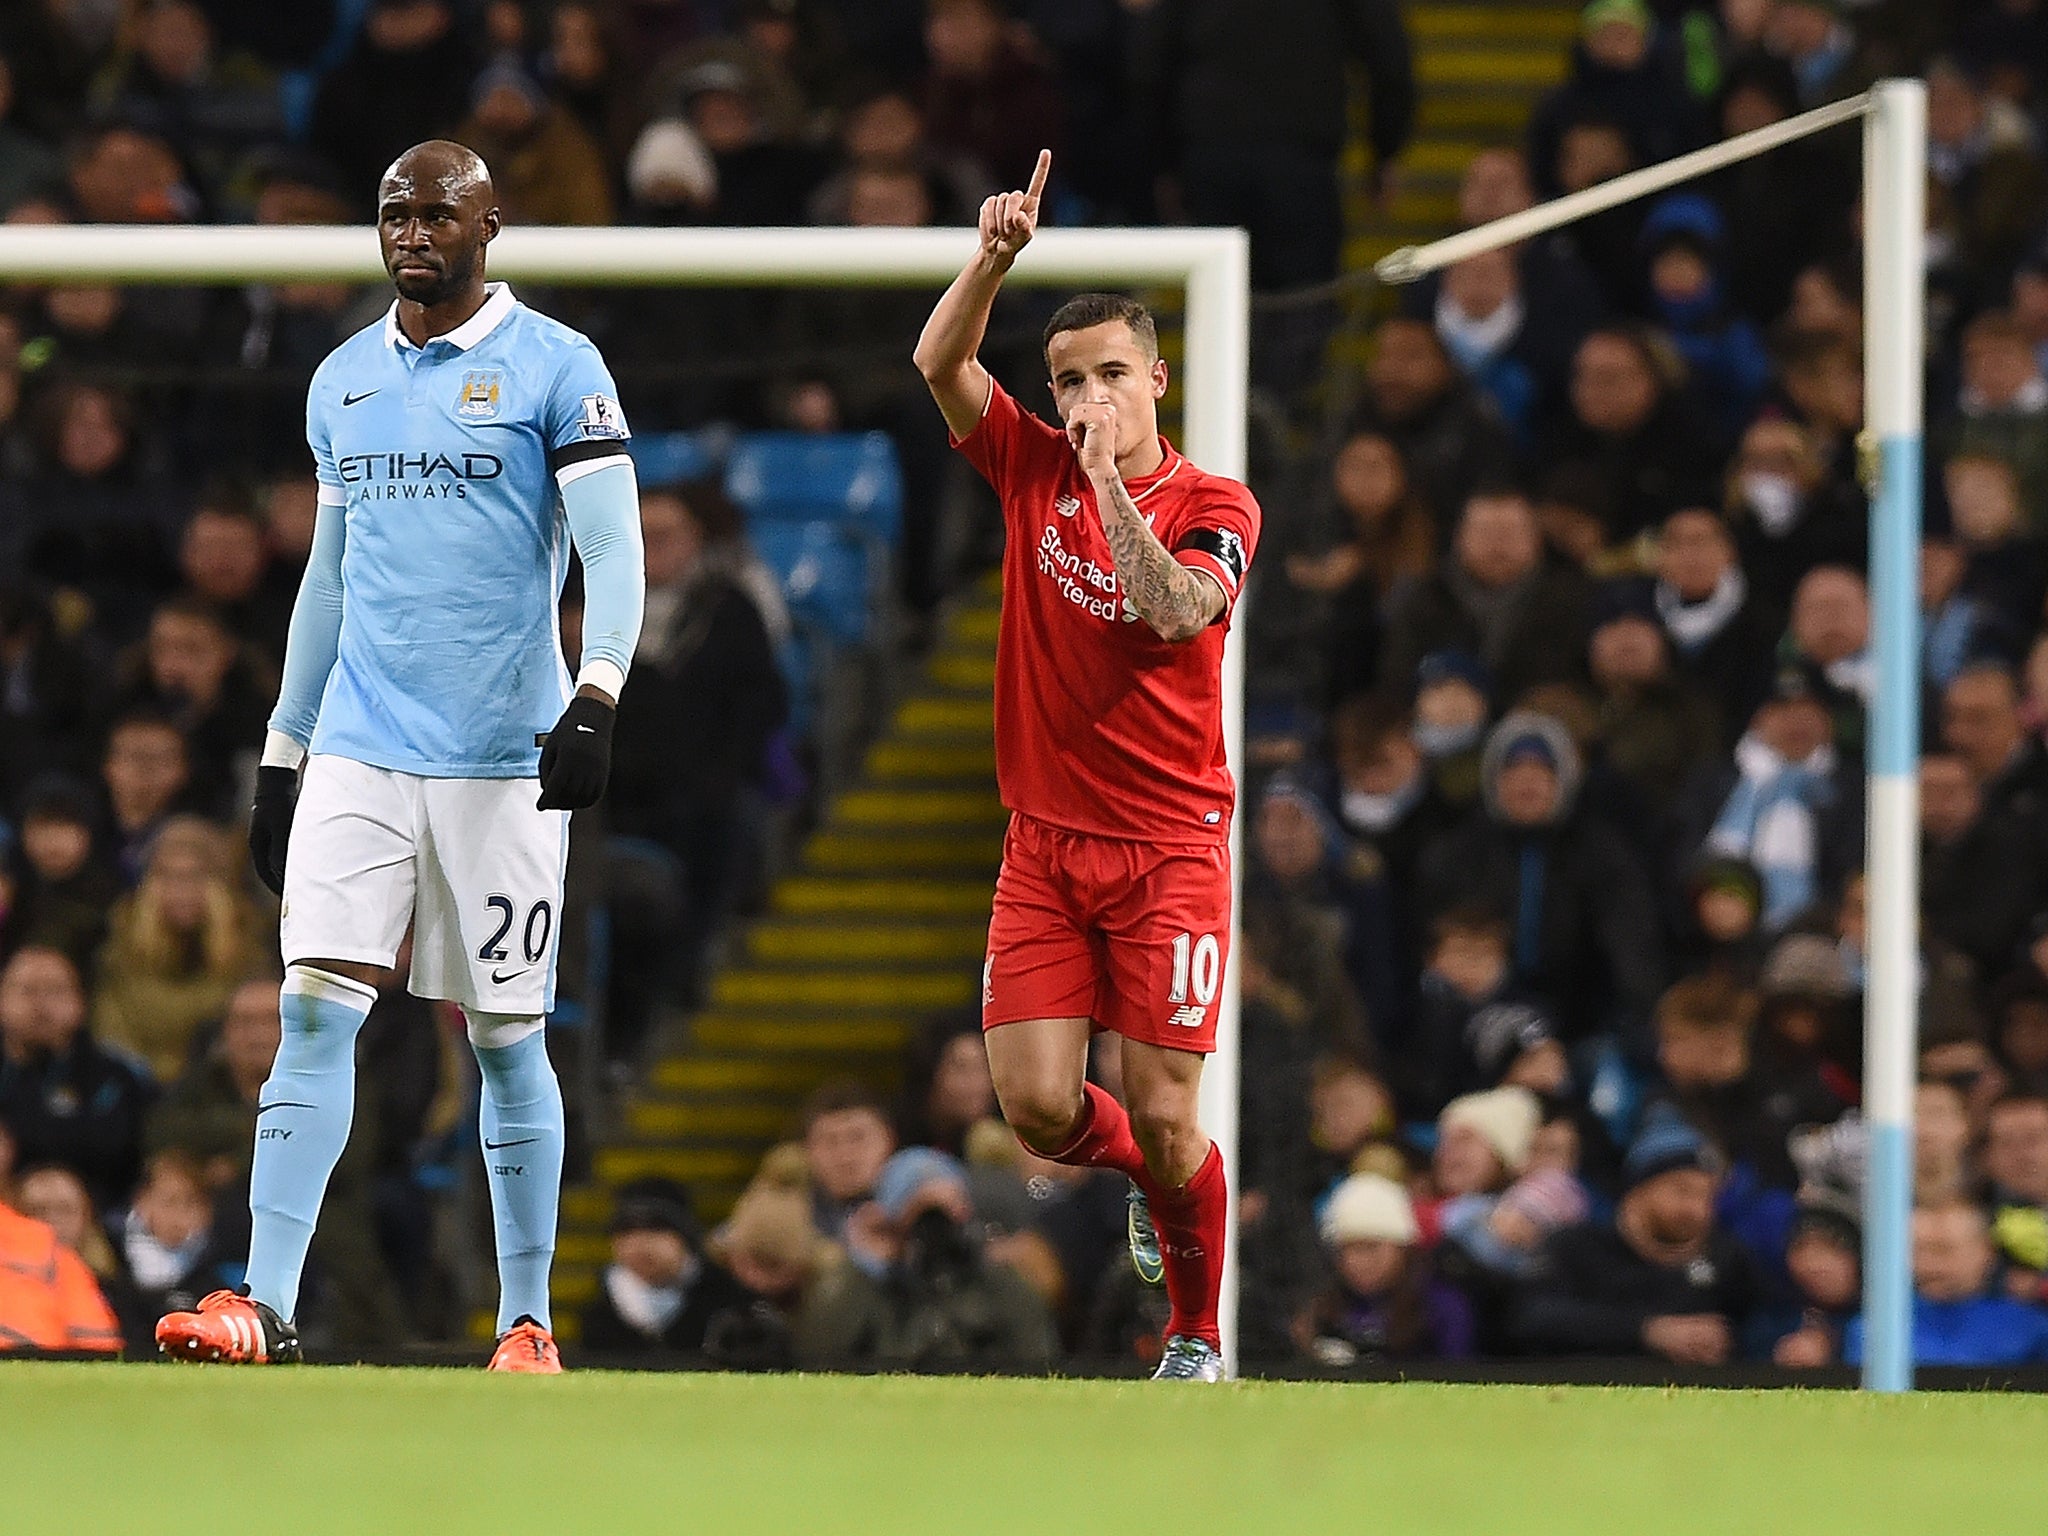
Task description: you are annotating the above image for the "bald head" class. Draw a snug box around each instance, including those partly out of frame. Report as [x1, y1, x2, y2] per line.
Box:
[378, 140, 500, 319]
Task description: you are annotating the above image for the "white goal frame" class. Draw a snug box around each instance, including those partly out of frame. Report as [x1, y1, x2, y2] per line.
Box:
[0, 220, 1255, 1371]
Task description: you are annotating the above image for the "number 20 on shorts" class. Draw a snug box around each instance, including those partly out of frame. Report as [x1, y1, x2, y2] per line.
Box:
[1168, 932, 1221, 1006]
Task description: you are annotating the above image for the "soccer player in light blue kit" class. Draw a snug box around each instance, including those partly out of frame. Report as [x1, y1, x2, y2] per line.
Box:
[157, 142, 644, 1371]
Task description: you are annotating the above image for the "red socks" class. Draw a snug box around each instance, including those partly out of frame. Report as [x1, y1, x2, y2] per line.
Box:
[1146, 1141, 1226, 1351]
[1039, 1081, 1148, 1180]
[1035, 1085, 1227, 1351]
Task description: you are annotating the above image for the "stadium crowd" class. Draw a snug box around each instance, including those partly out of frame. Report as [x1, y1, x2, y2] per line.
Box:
[6, 0, 2048, 1375]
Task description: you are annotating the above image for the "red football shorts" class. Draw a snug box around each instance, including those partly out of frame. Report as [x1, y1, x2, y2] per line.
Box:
[982, 813, 1233, 1053]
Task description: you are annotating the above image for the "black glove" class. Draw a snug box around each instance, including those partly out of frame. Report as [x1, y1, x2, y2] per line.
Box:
[536, 693, 616, 810]
[249, 764, 299, 897]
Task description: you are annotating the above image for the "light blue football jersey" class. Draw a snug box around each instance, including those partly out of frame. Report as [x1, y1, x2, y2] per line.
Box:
[289, 284, 631, 777]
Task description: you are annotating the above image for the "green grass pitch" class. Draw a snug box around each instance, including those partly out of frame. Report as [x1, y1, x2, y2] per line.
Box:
[3, 1364, 2040, 1534]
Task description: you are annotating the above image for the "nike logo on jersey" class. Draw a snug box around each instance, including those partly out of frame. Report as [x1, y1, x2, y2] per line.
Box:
[491, 966, 532, 985]
[341, 389, 380, 406]
[258, 1100, 317, 1114]
[484, 1137, 538, 1151]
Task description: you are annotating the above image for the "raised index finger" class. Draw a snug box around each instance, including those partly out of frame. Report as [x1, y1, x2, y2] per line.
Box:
[1022, 149, 1051, 205]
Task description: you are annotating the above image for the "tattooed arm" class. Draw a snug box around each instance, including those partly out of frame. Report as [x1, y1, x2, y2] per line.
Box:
[1090, 467, 1228, 642]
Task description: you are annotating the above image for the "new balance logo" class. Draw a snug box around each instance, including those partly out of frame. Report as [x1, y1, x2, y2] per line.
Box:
[1054, 494, 1081, 518]
[1168, 1005, 1209, 1029]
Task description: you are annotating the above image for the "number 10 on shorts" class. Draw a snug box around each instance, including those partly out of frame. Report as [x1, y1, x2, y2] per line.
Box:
[1168, 932, 1221, 1007]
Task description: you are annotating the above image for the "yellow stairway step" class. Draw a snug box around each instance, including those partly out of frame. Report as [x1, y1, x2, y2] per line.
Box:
[774, 876, 993, 918]
[594, 1146, 762, 1185]
[929, 652, 998, 691]
[1383, 190, 1461, 227]
[807, 830, 1004, 873]
[711, 968, 977, 1010]
[1410, 7, 1579, 44]
[835, 788, 1007, 828]
[749, 923, 988, 965]
[561, 1186, 611, 1226]
[649, 1056, 842, 1094]
[895, 696, 995, 735]
[693, 1013, 913, 1054]
[950, 606, 1001, 646]
[1399, 140, 1494, 178]
[557, 1232, 612, 1267]
[628, 1100, 795, 1140]
[866, 739, 997, 780]
[1418, 94, 1547, 133]
[1419, 50, 1569, 88]
[551, 1271, 597, 1309]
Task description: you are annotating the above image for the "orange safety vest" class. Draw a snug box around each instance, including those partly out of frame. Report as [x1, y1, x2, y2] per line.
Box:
[0, 1202, 123, 1354]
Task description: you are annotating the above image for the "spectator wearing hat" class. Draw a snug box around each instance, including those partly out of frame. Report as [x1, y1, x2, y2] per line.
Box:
[1919, 749, 2040, 978]
[1293, 1173, 1474, 1366]
[1421, 710, 1665, 1051]
[1515, 1111, 1759, 1361]
[1427, 1086, 1542, 1227]
[1527, 1, 1696, 209]
[1753, 932, 1857, 1107]
[1845, 1201, 2048, 1368]
[1407, 651, 1492, 812]
[1378, 487, 1593, 710]
[1686, 660, 1859, 934]
[1241, 773, 1372, 1060]
[796, 1147, 1057, 1370]
[455, 56, 614, 226]
[1674, 854, 1767, 985]
[1754, 1186, 1862, 1367]
[579, 1178, 751, 1357]
[1636, 195, 1771, 442]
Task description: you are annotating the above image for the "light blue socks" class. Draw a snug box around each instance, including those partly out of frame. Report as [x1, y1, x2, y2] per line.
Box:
[245, 966, 377, 1320]
[469, 1018, 564, 1333]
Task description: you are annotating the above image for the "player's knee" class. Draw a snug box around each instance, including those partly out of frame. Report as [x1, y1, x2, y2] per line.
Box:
[1127, 1095, 1200, 1172]
[465, 1010, 546, 1051]
[993, 1074, 1084, 1152]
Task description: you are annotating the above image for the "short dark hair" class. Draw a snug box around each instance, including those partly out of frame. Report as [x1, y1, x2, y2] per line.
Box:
[1431, 905, 1509, 950]
[801, 1077, 893, 1134]
[1043, 293, 1157, 368]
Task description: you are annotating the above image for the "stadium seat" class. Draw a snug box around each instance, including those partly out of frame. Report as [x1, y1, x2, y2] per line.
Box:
[723, 431, 904, 547]
[627, 429, 728, 489]
[750, 518, 873, 649]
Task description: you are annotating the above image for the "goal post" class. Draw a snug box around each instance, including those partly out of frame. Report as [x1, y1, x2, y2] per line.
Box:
[0, 219, 1255, 1373]
[1381, 81, 1928, 1394]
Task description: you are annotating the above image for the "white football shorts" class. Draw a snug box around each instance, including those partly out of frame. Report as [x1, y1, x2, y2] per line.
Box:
[280, 755, 569, 1014]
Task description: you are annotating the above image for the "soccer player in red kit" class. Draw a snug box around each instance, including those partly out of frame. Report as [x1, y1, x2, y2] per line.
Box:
[914, 151, 1259, 1381]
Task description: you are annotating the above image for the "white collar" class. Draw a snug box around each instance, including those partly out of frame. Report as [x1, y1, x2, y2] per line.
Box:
[383, 281, 517, 353]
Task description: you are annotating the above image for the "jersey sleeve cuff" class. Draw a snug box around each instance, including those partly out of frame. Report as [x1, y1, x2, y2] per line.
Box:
[575, 658, 628, 701]
[261, 729, 308, 770]
[551, 439, 634, 479]
[316, 482, 346, 507]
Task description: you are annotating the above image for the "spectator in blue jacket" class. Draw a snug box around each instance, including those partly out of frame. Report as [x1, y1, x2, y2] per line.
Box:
[1845, 1202, 2048, 1368]
[1638, 194, 1773, 445]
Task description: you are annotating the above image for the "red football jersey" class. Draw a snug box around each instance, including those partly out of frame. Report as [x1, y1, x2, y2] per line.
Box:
[954, 378, 1261, 844]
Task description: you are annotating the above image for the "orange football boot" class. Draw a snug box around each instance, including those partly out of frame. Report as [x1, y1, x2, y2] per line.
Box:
[156, 1289, 300, 1364]
[487, 1316, 563, 1373]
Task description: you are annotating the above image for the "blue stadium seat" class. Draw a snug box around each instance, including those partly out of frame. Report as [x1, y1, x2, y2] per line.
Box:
[750, 519, 873, 649]
[724, 431, 904, 547]
[628, 430, 725, 489]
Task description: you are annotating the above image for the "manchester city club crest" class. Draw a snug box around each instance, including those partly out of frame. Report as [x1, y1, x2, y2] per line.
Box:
[456, 369, 502, 419]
